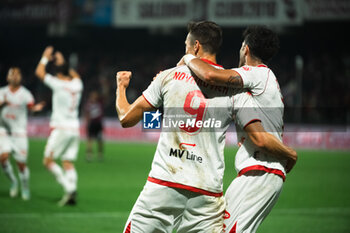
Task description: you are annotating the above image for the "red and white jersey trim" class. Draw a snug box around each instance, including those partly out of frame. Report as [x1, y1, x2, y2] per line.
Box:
[147, 177, 223, 197]
[200, 58, 223, 68]
[238, 165, 285, 181]
[142, 94, 156, 109]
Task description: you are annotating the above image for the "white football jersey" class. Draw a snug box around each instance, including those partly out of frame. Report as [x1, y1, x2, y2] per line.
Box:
[233, 65, 287, 176]
[0, 86, 34, 135]
[143, 61, 260, 195]
[0, 89, 7, 134]
[44, 74, 83, 130]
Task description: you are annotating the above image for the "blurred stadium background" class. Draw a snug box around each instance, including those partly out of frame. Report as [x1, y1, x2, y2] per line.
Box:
[0, 0, 349, 233]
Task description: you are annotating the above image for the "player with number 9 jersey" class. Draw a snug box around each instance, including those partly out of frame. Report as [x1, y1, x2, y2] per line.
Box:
[143, 62, 258, 195]
[119, 21, 266, 232]
[124, 59, 261, 232]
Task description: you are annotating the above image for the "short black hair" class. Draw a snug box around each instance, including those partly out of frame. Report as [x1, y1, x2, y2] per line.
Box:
[187, 21, 223, 55]
[52, 63, 69, 76]
[243, 25, 279, 64]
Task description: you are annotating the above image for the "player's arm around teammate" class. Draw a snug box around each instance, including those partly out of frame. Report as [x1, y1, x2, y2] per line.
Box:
[178, 53, 243, 88]
[179, 46, 298, 173]
[115, 71, 154, 127]
[178, 57, 297, 171]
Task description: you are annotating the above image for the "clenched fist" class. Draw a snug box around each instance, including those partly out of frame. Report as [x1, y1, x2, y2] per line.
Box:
[116, 71, 132, 88]
[42, 46, 54, 60]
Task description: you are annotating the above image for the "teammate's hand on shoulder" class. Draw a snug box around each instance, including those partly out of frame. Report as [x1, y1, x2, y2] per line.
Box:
[42, 46, 54, 60]
[116, 71, 132, 88]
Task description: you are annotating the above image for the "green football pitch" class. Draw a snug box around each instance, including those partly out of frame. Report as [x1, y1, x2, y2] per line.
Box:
[0, 139, 350, 233]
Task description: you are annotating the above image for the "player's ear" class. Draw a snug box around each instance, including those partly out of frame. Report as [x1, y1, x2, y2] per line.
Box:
[194, 40, 200, 55]
[244, 45, 250, 56]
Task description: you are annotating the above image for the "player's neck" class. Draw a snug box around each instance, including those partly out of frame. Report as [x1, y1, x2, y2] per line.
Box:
[9, 85, 20, 92]
[199, 53, 217, 65]
[57, 74, 72, 81]
[246, 55, 263, 67]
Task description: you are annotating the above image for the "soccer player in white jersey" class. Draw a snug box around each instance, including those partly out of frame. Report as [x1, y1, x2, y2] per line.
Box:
[0, 67, 44, 200]
[116, 21, 296, 233]
[182, 25, 298, 233]
[35, 46, 83, 206]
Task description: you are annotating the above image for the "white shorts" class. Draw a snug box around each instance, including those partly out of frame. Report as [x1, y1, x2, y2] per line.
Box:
[0, 130, 12, 155]
[224, 171, 283, 233]
[44, 128, 80, 161]
[10, 135, 28, 163]
[124, 180, 225, 233]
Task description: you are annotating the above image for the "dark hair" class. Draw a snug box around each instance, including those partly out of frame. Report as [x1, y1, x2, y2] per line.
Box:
[187, 21, 223, 55]
[52, 63, 69, 76]
[243, 25, 279, 64]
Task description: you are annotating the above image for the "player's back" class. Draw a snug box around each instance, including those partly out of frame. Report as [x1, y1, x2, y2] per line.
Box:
[143, 62, 237, 195]
[44, 74, 83, 129]
[233, 65, 286, 174]
[0, 86, 34, 135]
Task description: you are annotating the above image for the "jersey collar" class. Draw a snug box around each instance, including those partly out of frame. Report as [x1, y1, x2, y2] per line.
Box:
[200, 58, 223, 68]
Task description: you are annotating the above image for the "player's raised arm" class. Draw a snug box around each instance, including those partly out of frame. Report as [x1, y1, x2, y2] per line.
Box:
[35, 46, 54, 81]
[182, 54, 243, 88]
[244, 121, 297, 173]
[115, 71, 154, 128]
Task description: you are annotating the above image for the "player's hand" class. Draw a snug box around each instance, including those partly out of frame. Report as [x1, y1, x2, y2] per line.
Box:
[42, 46, 54, 61]
[32, 101, 46, 112]
[286, 149, 297, 173]
[116, 71, 132, 88]
[54, 51, 66, 65]
[177, 56, 185, 67]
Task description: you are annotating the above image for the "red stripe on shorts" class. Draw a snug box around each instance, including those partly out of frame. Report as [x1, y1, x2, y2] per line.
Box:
[147, 177, 223, 197]
[238, 165, 286, 181]
[124, 221, 131, 233]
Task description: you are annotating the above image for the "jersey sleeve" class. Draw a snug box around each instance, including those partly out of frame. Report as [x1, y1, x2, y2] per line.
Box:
[233, 92, 261, 129]
[142, 70, 171, 108]
[43, 74, 62, 90]
[233, 66, 264, 94]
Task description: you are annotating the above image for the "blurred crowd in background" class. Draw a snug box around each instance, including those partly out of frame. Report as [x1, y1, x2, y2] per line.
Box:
[0, 0, 349, 125]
